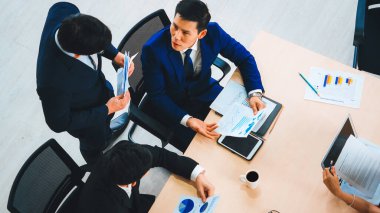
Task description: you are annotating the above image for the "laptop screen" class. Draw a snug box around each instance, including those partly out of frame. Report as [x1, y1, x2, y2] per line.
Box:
[321, 115, 357, 168]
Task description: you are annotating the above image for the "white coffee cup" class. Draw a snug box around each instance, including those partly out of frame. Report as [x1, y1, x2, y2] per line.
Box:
[240, 170, 259, 189]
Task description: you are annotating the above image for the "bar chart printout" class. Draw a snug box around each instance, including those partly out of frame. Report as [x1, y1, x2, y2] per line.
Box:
[304, 67, 364, 108]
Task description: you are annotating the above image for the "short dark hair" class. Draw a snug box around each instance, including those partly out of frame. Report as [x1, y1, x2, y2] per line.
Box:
[97, 141, 153, 185]
[58, 14, 112, 55]
[175, 0, 211, 32]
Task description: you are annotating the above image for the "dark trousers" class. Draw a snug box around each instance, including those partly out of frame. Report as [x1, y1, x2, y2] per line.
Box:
[70, 115, 113, 164]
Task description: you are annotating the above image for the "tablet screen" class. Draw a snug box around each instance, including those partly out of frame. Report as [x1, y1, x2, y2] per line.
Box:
[219, 135, 261, 158]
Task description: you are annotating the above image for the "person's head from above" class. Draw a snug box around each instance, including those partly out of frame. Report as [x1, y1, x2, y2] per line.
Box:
[58, 14, 112, 55]
[170, 0, 211, 51]
[97, 141, 153, 187]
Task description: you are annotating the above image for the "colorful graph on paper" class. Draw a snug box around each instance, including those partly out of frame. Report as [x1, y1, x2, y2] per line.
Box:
[304, 67, 364, 108]
[315, 72, 359, 101]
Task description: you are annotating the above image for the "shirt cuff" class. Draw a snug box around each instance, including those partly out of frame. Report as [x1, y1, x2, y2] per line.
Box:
[190, 165, 205, 182]
[180, 114, 192, 127]
[248, 89, 263, 96]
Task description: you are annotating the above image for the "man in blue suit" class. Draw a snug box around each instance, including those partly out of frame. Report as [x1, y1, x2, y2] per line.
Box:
[141, 0, 265, 152]
[36, 2, 133, 164]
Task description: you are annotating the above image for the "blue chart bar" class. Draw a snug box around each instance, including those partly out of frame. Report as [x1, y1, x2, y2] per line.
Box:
[323, 75, 328, 87]
[244, 120, 256, 135]
[231, 117, 249, 133]
[335, 77, 338, 85]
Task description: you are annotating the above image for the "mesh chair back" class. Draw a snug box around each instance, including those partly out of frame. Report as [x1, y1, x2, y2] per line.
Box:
[113, 9, 171, 105]
[8, 139, 84, 213]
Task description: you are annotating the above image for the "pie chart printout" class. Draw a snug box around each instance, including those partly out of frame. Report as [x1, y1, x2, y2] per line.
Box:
[178, 199, 195, 213]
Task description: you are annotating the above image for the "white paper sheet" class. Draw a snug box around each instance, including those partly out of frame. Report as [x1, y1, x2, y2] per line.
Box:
[216, 103, 265, 137]
[210, 81, 276, 132]
[174, 195, 220, 213]
[335, 135, 380, 197]
[304, 67, 364, 108]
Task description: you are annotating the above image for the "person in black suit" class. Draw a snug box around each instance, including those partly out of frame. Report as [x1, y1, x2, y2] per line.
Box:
[75, 141, 215, 213]
[36, 2, 132, 164]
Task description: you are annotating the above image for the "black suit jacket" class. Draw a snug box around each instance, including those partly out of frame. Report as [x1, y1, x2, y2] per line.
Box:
[75, 144, 198, 213]
[36, 2, 118, 139]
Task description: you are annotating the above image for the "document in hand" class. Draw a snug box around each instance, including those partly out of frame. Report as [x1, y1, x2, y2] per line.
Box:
[334, 135, 380, 203]
[116, 51, 138, 96]
[175, 195, 220, 213]
[210, 81, 282, 139]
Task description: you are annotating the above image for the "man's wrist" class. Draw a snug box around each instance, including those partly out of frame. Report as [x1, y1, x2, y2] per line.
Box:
[181, 115, 193, 127]
[248, 92, 263, 100]
[191, 165, 205, 181]
[248, 89, 263, 100]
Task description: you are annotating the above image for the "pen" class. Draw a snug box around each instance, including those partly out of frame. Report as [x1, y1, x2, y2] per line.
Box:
[329, 160, 334, 175]
[299, 73, 320, 97]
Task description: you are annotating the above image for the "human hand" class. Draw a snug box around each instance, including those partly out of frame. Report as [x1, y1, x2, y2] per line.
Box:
[323, 167, 342, 197]
[195, 173, 215, 202]
[248, 96, 265, 115]
[128, 61, 134, 77]
[186, 118, 220, 139]
[106, 91, 131, 115]
[113, 52, 124, 67]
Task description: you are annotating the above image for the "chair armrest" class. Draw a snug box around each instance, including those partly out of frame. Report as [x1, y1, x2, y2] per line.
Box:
[213, 57, 231, 82]
[354, 0, 367, 46]
[128, 103, 172, 142]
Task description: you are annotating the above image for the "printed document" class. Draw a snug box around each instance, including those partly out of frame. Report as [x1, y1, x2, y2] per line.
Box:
[117, 52, 138, 96]
[216, 103, 265, 137]
[174, 195, 219, 213]
[210, 81, 275, 132]
[304, 67, 364, 108]
[335, 135, 380, 197]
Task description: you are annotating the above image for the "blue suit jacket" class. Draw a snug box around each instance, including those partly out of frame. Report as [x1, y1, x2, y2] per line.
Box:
[36, 2, 118, 139]
[141, 22, 264, 125]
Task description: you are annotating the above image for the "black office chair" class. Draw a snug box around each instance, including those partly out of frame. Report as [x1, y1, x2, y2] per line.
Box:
[353, 0, 380, 75]
[8, 139, 86, 213]
[112, 9, 231, 148]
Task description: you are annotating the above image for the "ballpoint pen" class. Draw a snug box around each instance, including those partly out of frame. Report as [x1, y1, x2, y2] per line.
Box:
[299, 73, 320, 97]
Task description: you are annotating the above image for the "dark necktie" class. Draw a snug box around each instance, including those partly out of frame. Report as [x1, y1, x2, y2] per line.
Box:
[184, 49, 194, 79]
[88, 55, 96, 70]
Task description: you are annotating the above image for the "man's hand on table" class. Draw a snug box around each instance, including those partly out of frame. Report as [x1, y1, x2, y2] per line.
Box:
[186, 117, 220, 139]
[195, 172, 215, 202]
